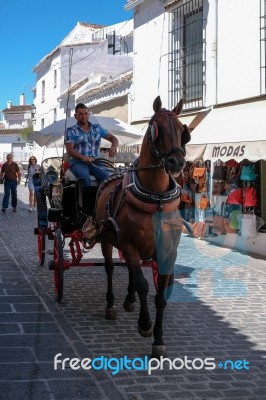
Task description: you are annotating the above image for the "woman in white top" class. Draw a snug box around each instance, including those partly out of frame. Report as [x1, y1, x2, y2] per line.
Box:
[27, 156, 41, 212]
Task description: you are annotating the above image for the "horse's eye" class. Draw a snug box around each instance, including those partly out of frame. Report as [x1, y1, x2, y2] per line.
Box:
[151, 122, 158, 141]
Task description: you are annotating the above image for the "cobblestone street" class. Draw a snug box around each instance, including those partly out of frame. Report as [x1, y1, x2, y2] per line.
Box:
[0, 184, 266, 399]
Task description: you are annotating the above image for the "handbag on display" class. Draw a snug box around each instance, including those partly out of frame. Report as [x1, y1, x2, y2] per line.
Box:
[192, 167, 206, 184]
[243, 187, 257, 207]
[212, 215, 227, 235]
[212, 181, 226, 196]
[238, 213, 257, 238]
[212, 165, 227, 181]
[229, 209, 242, 230]
[240, 164, 257, 181]
[180, 189, 193, 205]
[226, 188, 242, 205]
[198, 196, 209, 210]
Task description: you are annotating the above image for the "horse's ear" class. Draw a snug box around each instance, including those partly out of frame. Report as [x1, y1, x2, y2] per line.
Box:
[181, 124, 191, 147]
[172, 99, 183, 116]
[153, 96, 162, 113]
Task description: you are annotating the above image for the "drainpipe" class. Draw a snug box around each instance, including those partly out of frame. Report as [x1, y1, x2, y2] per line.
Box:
[215, 0, 218, 105]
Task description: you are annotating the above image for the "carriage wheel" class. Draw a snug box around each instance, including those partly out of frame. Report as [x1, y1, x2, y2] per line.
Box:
[37, 229, 46, 266]
[54, 228, 64, 302]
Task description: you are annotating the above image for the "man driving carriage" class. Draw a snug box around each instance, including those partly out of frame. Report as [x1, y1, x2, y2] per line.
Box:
[65, 103, 119, 187]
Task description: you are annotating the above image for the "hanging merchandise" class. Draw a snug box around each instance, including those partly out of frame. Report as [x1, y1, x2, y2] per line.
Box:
[238, 213, 257, 238]
[212, 201, 227, 235]
[240, 164, 257, 181]
[182, 162, 194, 184]
[226, 159, 239, 168]
[243, 187, 257, 207]
[198, 196, 209, 210]
[226, 188, 243, 205]
[212, 215, 227, 235]
[212, 181, 226, 196]
[212, 165, 227, 181]
[193, 166, 206, 184]
[180, 189, 193, 205]
[229, 209, 242, 230]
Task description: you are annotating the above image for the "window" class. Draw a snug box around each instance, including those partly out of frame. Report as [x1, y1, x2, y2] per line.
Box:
[41, 80, 45, 103]
[53, 108, 57, 123]
[41, 118, 44, 129]
[169, 0, 206, 110]
[260, 0, 266, 93]
[54, 70, 57, 88]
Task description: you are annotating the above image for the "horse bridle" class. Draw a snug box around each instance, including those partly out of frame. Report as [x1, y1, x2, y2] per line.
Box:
[147, 109, 186, 163]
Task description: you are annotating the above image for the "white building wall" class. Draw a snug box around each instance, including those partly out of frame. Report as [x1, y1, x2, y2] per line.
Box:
[131, 0, 169, 122]
[34, 53, 63, 131]
[33, 20, 134, 133]
[216, 0, 261, 102]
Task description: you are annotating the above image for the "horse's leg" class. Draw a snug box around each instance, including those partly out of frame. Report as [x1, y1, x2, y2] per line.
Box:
[123, 269, 136, 312]
[123, 249, 153, 337]
[152, 273, 174, 357]
[101, 240, 117, 320]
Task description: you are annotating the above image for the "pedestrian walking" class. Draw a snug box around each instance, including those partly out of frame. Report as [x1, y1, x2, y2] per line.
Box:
[0, 153, 21, 212]
[26, 156, 41, 212]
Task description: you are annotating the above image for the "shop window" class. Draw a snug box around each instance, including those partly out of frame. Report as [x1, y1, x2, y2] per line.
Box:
[168, 0, 206, 110]
[54, 70, 57, 88]
[41, 80, 45, 103]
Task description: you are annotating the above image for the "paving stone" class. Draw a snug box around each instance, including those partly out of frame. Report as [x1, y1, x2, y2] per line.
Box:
[0, 381, 52, 400]
[0, 183, 265, 399]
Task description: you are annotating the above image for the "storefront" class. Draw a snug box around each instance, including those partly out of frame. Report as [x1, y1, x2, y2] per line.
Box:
[183, 97, 266, 257]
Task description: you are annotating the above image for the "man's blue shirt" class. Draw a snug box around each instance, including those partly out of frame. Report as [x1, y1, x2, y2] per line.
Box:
[65, 122, 108, 158]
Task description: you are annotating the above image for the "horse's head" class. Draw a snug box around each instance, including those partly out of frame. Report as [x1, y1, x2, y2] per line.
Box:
[146, 96, 191, 177]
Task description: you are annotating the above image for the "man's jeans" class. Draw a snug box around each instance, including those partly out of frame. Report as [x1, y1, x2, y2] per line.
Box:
[2, 180, 18, 208]
[70, 160, 109, 187]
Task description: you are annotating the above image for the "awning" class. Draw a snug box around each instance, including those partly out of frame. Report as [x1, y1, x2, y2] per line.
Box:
[29, 115, 144, 149]
[179, 114, 196, 127]
[186, 99, 266, 162]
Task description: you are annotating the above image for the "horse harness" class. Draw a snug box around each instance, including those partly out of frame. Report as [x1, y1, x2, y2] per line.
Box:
[147, 108, 186, 161]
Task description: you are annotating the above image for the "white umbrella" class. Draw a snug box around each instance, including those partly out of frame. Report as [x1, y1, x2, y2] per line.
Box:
[29, 115, 143, 148]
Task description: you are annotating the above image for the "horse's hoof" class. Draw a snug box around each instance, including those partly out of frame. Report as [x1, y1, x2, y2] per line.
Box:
[138, 322, 153, 338]
[105, 307, 117, 320]
[151, 345, 167, 358]
[123, 300, 136, 312]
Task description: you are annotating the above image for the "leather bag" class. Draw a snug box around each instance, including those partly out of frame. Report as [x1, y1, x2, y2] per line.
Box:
[192, 167, 206, 184]
[240, 164, 257, 181]
[180, 189, 193, 204]
[226, 188, 242, 205]
[243, 187, 257, 207]
[212, 215, 227, 235]
[213, 165, 227, 181]
[198, 196, 209, 210]
[212, 181, 226, 196]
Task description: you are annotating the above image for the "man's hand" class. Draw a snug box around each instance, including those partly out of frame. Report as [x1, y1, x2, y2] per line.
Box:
[108, 146, 118, 158]
[82, 155, 95, 163]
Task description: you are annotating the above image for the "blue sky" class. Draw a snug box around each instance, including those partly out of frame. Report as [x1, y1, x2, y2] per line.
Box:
[0, 0, 133, 113]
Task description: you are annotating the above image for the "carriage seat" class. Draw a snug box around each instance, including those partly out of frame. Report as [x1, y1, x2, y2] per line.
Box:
[64, 169, 98, 186]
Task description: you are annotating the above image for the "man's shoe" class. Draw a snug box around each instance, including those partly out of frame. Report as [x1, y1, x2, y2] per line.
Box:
[2, 208, 6, 213]
[12, 208, 17, 212]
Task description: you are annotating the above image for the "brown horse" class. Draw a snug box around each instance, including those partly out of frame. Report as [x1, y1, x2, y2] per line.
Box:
[95, 96, 190, 356]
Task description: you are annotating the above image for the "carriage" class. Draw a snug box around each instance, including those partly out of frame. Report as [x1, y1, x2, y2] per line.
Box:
[33, 96, 191, 356]
[33, 152, 139, 302]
